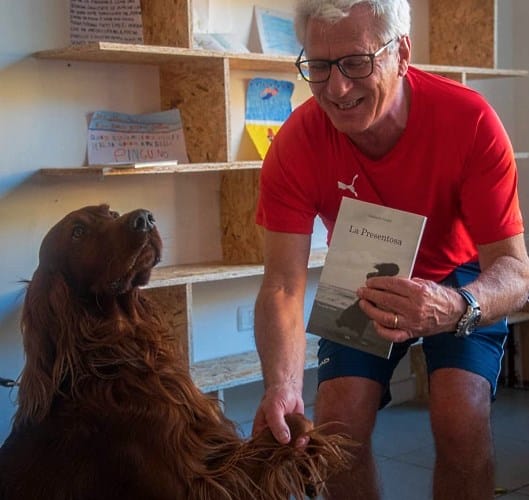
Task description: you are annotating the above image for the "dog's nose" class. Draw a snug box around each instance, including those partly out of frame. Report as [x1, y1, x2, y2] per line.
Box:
[129, 209, 155, 232]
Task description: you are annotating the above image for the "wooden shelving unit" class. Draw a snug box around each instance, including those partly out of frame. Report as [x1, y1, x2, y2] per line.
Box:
[141, 250, 326, 392]
[34, 0, 528, 394]
[35, 42, 527, 84]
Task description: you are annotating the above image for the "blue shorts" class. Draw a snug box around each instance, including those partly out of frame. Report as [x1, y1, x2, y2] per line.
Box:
[317, 262, 509, 407]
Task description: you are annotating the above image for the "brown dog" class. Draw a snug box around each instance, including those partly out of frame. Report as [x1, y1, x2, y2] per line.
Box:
[0, 204, 350, 500]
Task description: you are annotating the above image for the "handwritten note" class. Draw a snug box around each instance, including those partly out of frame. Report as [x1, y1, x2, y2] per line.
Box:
[70, 0, 144, 44]
[87, 109, 188, 165]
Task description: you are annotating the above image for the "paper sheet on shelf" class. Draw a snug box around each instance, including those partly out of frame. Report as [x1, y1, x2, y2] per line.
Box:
[245, 78, 294, 159]
[69, 0, 144, 44]
[254, 7, 301, 56]
[193, 0, 233, 33]
[87, 109, 188, 166]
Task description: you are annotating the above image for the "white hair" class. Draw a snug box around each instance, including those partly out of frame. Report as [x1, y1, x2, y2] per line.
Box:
[294, 0, 411, 46]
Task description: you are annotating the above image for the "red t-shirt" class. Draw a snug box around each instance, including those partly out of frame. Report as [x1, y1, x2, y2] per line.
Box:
[256, 66, 524, 282]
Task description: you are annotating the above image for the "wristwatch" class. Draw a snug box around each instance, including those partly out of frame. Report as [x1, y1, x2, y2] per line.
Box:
[454, 288, 482, 337]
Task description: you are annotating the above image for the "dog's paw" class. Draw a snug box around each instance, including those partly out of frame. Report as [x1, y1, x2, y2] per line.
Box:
[284, 413, 313, 447]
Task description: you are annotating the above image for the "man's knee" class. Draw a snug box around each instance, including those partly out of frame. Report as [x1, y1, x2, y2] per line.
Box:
[315, 376, 382, 440]
[429, 368, 492, 460]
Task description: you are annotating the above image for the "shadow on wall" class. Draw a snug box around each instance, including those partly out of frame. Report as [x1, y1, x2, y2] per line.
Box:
[0, 288, 25, 443]
[518, 161, 529, 236]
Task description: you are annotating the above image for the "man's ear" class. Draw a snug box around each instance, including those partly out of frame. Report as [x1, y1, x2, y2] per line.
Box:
[397, 35, 411, 77]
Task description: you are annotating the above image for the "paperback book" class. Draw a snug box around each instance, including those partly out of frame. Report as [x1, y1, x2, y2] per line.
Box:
[307, 198, 427, 358]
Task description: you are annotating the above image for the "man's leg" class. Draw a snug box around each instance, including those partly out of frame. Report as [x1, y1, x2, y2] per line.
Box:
[429, 367, 494, 500]
[315, 376, 383, 500]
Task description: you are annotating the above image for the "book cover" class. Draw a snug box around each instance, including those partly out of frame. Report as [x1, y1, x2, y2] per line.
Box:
[307, 198, 427, 358]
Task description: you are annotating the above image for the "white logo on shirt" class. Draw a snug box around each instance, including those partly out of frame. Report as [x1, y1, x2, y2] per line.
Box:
[338, 174, 359, 197]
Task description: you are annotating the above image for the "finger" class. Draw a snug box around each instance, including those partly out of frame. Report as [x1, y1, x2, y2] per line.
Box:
[363, 275, 412, 294]
[392, 312, 399, 330]
[252, 409, 291, 443]
[373, 320, 414, 343]
[268, 414, 291, 444]
[251, 410, 267, 437]
[294, 434, 310, 449]
[358, 297, 388, 323]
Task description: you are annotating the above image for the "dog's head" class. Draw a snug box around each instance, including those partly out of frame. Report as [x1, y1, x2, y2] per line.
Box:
[37, 204, 162, 297]
[15, 205, 163, 427]
[366, 262, 400, 279]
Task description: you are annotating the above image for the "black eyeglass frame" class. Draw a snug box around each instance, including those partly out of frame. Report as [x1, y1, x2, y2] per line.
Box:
[295, 38, 396, 83]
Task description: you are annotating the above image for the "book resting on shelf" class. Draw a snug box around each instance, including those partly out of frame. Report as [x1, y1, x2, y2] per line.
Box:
[307, 197, 427, 359]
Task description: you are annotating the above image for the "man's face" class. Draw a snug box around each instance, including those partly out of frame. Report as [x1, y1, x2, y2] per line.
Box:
[304, 5, 405, 140]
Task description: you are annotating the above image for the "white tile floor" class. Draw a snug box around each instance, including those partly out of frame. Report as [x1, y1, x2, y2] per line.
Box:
[371, 386, 529, 499]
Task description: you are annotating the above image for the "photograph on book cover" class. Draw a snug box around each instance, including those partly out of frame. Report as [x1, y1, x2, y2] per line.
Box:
[307, 198, 426, 358]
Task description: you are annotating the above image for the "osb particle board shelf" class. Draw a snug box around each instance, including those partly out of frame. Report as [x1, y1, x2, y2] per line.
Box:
[34, 42, 297, 73]
[40, 161, 262, 178]
[144, 249, 327, 288]
[34, 42, 528, 80]
[191, 335, 320, 393]
[40, 152, 529, 178]
[509, 312, 529, 325]
[415, 64, 527, 80]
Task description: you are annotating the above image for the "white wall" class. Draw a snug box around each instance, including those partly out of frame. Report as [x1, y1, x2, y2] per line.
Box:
[0, 0, 225, 439]
[1, 0, 528, 443]
[511, 0, 529, 249]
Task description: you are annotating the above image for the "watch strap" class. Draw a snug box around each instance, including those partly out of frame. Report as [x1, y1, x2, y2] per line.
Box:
[457, 288, 480, 309]
[455, 288, 481, 337]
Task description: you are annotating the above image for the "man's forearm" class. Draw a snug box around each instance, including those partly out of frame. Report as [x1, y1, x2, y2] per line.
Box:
[254, 286, 307, 392]
[467, 254, 529, 324]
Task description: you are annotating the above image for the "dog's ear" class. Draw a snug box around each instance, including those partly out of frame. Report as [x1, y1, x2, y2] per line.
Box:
[15, 268, 78, 427]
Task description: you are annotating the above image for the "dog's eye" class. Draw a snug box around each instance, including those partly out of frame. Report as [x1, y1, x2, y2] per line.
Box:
[109, 211, 120, 219]
[72, 225, 85, 240]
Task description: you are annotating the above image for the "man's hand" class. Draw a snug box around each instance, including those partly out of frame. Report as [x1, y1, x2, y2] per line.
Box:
[356, 276, 464, 342]
[252, 383, 307, 447]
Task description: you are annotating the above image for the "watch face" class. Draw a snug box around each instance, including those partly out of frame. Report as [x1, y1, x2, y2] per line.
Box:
[455, 289, 482, 337]
[456, 306, 482, 337]
[468, 311, 482, 329]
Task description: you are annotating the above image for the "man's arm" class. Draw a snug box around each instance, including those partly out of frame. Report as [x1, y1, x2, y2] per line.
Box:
[357, 234, 529, 341]
[470, 234, 529, 321]
[252, 230, 312, 444]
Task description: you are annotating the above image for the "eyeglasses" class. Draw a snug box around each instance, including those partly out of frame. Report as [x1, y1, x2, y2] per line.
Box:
[295, 39, 396, 83]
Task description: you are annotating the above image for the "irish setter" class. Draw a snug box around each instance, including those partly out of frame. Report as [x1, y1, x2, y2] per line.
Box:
[0, 204, 350, 500]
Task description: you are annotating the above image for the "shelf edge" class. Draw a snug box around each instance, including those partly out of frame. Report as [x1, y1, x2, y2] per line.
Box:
[34, 43, 528, 79]
[191, 336, 320, 393]
[145, 249, 327, 288]
[40, 161, 262, 177]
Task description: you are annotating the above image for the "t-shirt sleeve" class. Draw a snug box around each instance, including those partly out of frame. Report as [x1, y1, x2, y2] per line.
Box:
[460, 101, 524, 245]
[256, 107, 319, 234]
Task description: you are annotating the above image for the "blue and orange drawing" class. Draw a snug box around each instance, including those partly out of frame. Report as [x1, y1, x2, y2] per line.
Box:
[245, 78, 294, 159]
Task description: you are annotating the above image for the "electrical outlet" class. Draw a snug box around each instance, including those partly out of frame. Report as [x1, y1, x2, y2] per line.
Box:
[237, 305, 254, 331]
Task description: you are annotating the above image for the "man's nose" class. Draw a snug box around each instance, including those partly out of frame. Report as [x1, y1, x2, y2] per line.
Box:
[326, 64, 355, 95]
